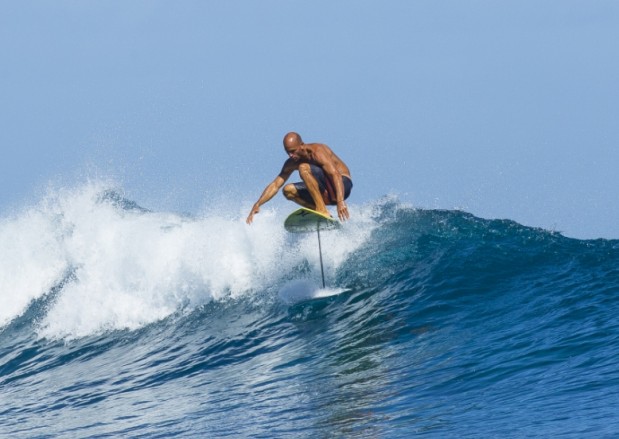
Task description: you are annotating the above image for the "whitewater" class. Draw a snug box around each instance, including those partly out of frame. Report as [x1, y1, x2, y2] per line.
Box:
[1, 182, 618, 437]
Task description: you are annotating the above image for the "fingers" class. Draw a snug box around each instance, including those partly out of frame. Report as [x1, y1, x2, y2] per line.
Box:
[246, 206, 259, 224]
[337, 203, 349, 221]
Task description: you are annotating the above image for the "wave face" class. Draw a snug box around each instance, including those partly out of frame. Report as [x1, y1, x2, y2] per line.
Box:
[1, 183, 618, 437]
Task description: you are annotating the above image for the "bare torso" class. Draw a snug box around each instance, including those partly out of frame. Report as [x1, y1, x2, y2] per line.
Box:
[282, 143, 351, 179]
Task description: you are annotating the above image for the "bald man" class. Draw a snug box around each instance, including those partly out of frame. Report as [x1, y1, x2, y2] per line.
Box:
[246, 132, 353, 224]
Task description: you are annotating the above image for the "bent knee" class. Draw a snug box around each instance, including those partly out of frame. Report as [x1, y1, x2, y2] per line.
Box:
[282, 184, 297, 200]
[297, 163, 312, 176]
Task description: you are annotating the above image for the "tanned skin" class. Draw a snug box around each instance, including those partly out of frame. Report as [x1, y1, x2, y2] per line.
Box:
[246, 132, 351, 224]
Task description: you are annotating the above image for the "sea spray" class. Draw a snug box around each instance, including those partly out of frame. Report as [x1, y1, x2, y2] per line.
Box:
[0, 181, 376, 339]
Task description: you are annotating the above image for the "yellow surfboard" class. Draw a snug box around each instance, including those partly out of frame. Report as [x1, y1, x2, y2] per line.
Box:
[284, 207, 341, 234]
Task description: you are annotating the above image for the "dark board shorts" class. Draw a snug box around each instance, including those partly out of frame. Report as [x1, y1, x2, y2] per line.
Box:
[293, 164, 353, 206]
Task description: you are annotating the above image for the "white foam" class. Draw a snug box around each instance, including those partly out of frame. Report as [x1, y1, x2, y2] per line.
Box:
[0, 206, 69, 327]
[0, 181, 381, 339]
[278, 279, 348, 304]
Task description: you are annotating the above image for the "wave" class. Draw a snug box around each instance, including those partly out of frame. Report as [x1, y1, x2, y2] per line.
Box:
[2, 182, 617, 341]
[0, 182, 377, 339]
[1, 181, 618, 436]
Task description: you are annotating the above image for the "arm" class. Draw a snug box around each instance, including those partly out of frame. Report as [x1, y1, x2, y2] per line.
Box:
[313, 147, 350, 222]
[322, 162, 350, 221]
[246, 163, 293, 224]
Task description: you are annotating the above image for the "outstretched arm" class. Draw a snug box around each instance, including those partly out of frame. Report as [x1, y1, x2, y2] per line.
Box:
[246, 163, 293, 224]
[246, 176, 285, 224]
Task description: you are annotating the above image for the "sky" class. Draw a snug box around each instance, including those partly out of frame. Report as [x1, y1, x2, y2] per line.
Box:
[1, 0, 618, 239]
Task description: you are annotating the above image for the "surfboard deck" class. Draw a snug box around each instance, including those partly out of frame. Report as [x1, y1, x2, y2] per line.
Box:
[284, 207, 341, 233]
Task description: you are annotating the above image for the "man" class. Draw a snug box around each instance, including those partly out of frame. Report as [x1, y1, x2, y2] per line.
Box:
[246, 132, 353, 224]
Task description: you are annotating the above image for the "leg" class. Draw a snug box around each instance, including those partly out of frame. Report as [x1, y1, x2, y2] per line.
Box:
[298, 163, 329, 215]
[283, 184, 316, 209]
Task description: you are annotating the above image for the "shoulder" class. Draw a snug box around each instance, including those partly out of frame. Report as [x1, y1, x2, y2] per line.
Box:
[308, 142, 330, 151]
[280, 158, 298, 174]
[308, 143, 332, 161]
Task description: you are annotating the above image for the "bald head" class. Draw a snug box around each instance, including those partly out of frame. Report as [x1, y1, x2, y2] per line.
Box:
[283, 132, 303, 149]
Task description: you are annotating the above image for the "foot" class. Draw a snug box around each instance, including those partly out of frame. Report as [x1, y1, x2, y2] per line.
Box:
[316, 209, 332, 218]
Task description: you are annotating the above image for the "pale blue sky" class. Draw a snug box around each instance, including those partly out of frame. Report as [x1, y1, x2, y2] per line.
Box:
[1, 1, 618, 238]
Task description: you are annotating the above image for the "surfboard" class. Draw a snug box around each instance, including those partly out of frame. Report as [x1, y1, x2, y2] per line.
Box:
[284, 207, 341, 233]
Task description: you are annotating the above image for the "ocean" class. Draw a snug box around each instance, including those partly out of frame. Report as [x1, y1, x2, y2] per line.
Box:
[1, 183, 618, 438]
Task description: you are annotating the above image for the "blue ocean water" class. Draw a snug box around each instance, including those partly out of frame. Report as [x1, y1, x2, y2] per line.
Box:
[1, 183, 618, 438]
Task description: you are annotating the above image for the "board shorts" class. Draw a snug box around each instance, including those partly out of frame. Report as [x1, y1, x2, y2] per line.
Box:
[293, 164, 353, 206]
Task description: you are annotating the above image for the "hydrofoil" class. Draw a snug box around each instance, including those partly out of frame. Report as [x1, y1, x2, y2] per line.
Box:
[284, 207, 340, 288]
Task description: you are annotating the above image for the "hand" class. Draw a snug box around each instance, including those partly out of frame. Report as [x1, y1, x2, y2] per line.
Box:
[336, 201, 349, 222]
[246, 204, 260, 224]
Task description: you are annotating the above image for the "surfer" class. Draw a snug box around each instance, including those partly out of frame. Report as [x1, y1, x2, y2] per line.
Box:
[246, 132, 353, 224]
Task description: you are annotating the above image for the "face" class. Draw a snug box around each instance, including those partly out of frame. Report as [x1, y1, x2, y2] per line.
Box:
[283, 133, 304, 160]
[285, 145, 302, 161]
